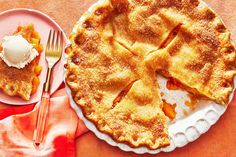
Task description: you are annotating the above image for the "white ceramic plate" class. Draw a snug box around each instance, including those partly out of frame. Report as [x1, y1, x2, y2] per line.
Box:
[0, 8, 67, 105]
[66, 0, 235, 154]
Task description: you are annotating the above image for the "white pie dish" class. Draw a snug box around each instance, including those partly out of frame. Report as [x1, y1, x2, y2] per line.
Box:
[65, 0, 236, 154]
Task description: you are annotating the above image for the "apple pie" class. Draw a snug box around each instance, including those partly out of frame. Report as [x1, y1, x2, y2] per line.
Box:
[0, 24, 43, 100]
[65, 0, 236, 149]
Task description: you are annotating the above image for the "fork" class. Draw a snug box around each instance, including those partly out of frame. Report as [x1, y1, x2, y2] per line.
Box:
[33, 30, 63, 147]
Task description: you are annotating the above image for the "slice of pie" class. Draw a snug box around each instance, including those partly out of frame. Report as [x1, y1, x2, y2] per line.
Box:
[0, 24, 43, 100]
[66, 0, 236, 149]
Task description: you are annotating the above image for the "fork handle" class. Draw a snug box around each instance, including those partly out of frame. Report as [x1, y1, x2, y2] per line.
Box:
[33, 67, 52, 146]
[43, 67, 52, 93]
[34, 92, 50, 146]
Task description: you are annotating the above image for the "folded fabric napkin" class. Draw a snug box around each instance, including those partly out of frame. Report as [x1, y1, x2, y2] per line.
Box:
[0, 89, 88, 157]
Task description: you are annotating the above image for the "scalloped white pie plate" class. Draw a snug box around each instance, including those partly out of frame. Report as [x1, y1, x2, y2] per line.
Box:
[65, 0, 236, 154]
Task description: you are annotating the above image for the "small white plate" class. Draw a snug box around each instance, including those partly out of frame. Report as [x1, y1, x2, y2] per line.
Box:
[0, 8, 67, 105]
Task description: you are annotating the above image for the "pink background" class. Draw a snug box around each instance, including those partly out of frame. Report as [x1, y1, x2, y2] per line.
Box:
[0, 0, 236, 156]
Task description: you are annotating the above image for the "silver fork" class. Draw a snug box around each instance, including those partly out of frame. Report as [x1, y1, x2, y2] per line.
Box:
[33, 30, 63, 147]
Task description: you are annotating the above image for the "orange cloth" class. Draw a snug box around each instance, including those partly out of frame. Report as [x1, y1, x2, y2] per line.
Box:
[0, 89, 88, 157]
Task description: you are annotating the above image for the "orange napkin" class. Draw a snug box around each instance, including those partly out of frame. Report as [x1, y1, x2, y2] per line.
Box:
[0, 89, 88, 157]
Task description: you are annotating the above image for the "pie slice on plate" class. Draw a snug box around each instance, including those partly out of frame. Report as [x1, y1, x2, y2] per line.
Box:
[66, 0, 236, 149]
[0, 24, 43, 100]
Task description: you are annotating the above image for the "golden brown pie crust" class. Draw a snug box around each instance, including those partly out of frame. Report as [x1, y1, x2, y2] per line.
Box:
[66, 0, 236, 149]
[0, 24, 43, 100]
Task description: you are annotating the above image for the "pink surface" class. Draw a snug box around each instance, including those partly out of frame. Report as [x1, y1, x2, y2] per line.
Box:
[0, 1, 236, 157]
[0, 9, 67, 105]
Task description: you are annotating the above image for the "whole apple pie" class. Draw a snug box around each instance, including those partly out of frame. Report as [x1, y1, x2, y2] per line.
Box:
[65, 0, 236, 149]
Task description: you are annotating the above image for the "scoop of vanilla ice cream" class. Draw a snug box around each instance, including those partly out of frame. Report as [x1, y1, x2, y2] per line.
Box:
[0, 35, 39, 69]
